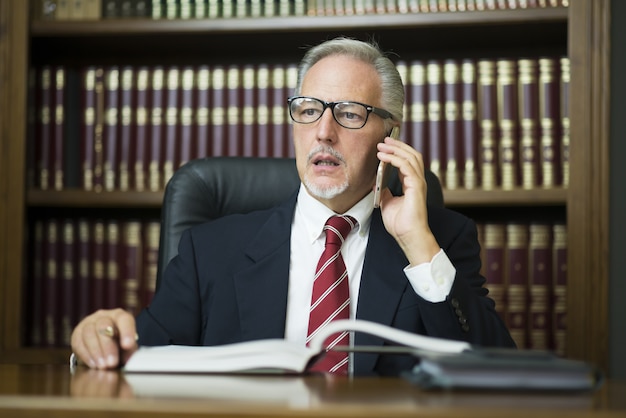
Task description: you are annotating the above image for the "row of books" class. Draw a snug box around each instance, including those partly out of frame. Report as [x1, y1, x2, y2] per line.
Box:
[477, 220, 566, 354]
[33, 0, 569, 21]
[25, 216, 567, 352]
[25, 217, 160, 348]
[27, 55, 568, 193]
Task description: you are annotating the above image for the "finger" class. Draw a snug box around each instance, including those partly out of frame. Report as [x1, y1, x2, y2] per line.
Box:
[108, 308, 138, 350]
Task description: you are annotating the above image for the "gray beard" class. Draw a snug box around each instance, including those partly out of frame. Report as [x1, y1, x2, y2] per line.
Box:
[303, 177, 349, 200]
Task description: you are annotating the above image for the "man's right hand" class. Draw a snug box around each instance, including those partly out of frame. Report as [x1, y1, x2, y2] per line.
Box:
[70, 308, 138, 369]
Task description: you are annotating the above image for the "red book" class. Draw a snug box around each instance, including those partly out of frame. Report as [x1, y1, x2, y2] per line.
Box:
[427, 60, 444, 182]
[394, 59, 411, 146]
[496, 59, 519, 190]
[505, 222, 529, 349]
[133, 66, 150, 192]
[477, 59, 498, 190]
[538, 57, 561, 188]
[43, 219, 61, 347]
[241, 64, 257, 157]
[552, 222, 567, 356]
[483, 223, 507, 322]
[163, 66, 180, 187]
[103, 67, 120, 191]
[271, 64, 288, 158]
[80, 66, 97, 191]
[408, 60, 428, 164]
[178, 66, 195, 167]
[105, 220, 121, 309]
[60, 218, 76, 347]
[255, 63, 271, 157]
[52, 66, 66, 190]
[517, 58, 540, 189]
[122, 221, 143, 316]
[92, 220, 106, 311]
[93, 67, 105, 192]
[461, 59, 479, 190]
[443, 59, 461, 190]
[37, 66, 53, 190]
[118, 66, 135, 192]
[194, 65, 211, 160]
[76, 218, 92, 322]
[528, 223, 553, 350]
[142, 220, 161, 307]
[149, 66, 165, 192]
[285, 63, 298, 158]
[560, 57, 570, 187]
[211, 65, 226, 157]
[226, 64, 243, 157]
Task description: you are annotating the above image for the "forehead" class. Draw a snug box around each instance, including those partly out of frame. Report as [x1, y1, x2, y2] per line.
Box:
[300, 55, 383, 104]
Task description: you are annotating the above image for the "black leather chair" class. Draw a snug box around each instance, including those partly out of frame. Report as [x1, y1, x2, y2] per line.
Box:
[156, 157, 444, 290]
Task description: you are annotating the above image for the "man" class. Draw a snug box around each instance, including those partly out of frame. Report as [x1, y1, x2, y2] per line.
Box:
[71, 37, 515, 376]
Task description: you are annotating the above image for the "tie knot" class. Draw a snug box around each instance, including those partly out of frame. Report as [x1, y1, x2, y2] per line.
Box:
[324, 216, 357, 247]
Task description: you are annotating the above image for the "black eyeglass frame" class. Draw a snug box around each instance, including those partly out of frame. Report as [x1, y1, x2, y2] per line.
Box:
[287, 96, 394, 129]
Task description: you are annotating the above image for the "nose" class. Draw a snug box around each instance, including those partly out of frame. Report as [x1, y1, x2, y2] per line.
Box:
[315, 107, 338, 143]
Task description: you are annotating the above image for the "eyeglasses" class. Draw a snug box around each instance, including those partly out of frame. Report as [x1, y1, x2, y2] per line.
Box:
[287, 96, 393, 129]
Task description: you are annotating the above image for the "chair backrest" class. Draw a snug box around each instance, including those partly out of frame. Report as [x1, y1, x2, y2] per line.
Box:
[156, 157, 444, 289]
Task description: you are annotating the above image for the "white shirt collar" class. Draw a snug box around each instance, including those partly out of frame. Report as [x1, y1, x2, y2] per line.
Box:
[295, 184, 374, 244]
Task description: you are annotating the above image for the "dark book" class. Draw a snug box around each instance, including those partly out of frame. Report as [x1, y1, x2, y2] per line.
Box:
[28, 220, 45, 347]
[538, 57, 561, 188]
[477, 59, 498, 190]
[101, 0, 120, 18]
[211, 65, 226, 157]
[91, 220, 106, 311]
[505, 222, 529, 349]
[60, 218, 76, 347]
[122, 221, 143, 316]
[426, 60, 444, 183]
[528, 222, 553, 350]
[394, 59, 410, 145]
[163, 66, 181, 187]
[76, 218, 92, 322]
[52, 66, 65, 191]
[560, 57, 570, 187]
[133, 66, 150, 192]
[483, 223, 507, 322]
[461, 59, 479, 190]
[241, 64, 257, 157]
[142, 220, 160, 307]
[271, 64, 289, 158]
[178, 66, 195, 168]
[37, 66, 53, 190]
[443, 59, 461, 190]
[133, 0, 152, 17]
[255, 63, 271, 157]
[552, 222, 567, 356]
[43, 219, 61, 347]
[105, 220, 121, 309]
[149, 66, 165, 192]
[93, 67, 105, 192]
[103, 66, 120, 191]
[285, 63, 298, 158]
[496, 59, 519, 190]
[408, 60, 428, 166]
[194, 65, 211, 160]
[517, 58, 540, 189]
[118, 66, 135, 192]
[226, 64, 243, 157]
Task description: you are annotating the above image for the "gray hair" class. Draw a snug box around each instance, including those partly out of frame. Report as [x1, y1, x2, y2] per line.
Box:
[294, 37, 404, 131]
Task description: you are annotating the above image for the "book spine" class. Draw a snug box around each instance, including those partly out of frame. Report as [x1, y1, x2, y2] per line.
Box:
[103, 67, 120, 191]
[483, 223, 507, 322]
[134, 66, 150, 191]
[81, 67, 96, 191]
[76, 218, 92, 322]
[285, 63, 298, 158]
[92, 220, 106, 311]
[518, 58, 540, 189]
[61, 218, 76, 347]
[394, 60, 410, 145]
[29, 220, 45, 347]
[44, 219, 60, 347]
[226, 64, 242, 156]
[149, 66, 164, 191]
[271, 64, 288, 158]
[443, 59, 461, 190]
[83, 0, 103, 18]
[496, 59, 519, 190]
[477, 59, 498, 190]
[211, 65, 226, 156]
[105, 220, 120, 309]
[560, 57, 570, 188]
[505, 222, 529, 349]
[241, 64, 257, 157]
[118, 66, 135, 192]
[409, 60, 428, 169]
[122, 221, 143, 316]
[528, 222, 553, 350]
[38, 66, 53, 190]
[256, 64, 270, 157]
[93, 67, 105, 192]
[178, 66, 195, 167]
[143, 220, 160, 306]
[163, 66, 180, 187]
[427, 60, 444, 183]
[461, 59, 479, 189]
[52, 66, 65, 190]
[195, 65, 211, 159]
[538, 57, 561, 188]
[552, 222, 567, 356]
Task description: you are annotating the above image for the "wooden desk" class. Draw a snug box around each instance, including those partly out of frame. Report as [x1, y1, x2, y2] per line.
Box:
[0, 364, 624, 417]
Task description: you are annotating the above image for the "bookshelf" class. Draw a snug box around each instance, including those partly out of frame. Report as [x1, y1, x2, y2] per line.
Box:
[0, 0, 611, 371]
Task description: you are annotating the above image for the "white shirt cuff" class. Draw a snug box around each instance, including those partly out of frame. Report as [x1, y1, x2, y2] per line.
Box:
[404, 249, 456, 303]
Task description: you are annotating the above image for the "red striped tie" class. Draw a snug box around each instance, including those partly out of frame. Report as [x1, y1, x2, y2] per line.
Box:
[307, 215, 356, 375]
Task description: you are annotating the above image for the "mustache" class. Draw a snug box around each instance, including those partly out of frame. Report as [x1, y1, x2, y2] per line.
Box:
[307, 145, 346, 164]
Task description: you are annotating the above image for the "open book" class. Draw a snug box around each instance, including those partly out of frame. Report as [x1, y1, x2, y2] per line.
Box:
[123, 319, 469, 374]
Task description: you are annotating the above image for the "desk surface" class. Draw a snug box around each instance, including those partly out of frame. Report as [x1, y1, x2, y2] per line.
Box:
[0, 364, 625, 418]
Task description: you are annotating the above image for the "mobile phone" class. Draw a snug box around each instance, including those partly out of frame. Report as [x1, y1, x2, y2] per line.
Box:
[373, 126, 400, 208]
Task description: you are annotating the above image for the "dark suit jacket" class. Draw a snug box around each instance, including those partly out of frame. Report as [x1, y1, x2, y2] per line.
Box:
[136, 192, 515, 376]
